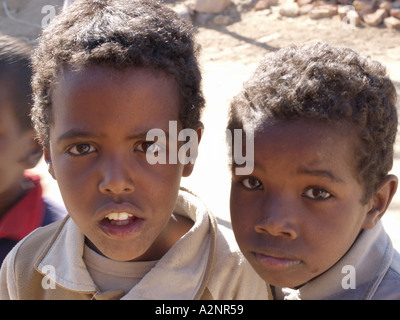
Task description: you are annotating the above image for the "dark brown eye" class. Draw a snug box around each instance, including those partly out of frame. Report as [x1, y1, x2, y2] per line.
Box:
[136, 141, 162, 154]
[241, 177, 263, 190]
[303, 188, 331, 200]
[68, 143, 95, 156]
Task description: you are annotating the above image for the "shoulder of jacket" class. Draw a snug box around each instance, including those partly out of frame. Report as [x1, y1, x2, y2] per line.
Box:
[12, 216, 69, 273]
[215, 223, 243, 260]
[206, 223, 270, 299]
[1, 216, 69, 299]
[371, 266, 400, 299]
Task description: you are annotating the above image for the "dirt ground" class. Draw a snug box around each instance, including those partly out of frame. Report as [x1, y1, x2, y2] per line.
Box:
[1, 0, 399, 248]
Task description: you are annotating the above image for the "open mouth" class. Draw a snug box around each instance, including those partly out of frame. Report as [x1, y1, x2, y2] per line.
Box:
[98, 211, 144, 239]
[103, 212, 136, 226]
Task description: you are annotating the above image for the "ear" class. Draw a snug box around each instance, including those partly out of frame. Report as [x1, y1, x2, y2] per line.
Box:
[20, 130, 43, 169]
[182, 122, 204, 178]
[362, 174, 398, 229]
[44, 147, 56, 180]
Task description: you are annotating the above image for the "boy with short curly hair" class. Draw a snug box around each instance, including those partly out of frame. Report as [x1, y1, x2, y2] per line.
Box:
[228, 42, 400, 299]
[0, 0, 269, 300]
[0, 34, 66, 264]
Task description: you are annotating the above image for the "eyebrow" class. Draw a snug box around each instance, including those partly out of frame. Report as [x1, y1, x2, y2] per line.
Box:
[56, 130, 101, 144]
[297, 168, 344, 183]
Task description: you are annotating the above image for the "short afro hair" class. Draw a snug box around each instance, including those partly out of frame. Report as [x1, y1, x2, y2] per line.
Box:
[228, 42, 398, 202]
[31, 0, 204, 148]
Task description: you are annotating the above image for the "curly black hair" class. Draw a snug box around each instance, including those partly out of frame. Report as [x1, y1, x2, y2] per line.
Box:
[0, 33, 32, 131]
[228, 42, 398, 202]
[31, 0, 204, 148]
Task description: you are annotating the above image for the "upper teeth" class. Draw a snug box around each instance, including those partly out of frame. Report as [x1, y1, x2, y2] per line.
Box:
[105, 212, 133, 221]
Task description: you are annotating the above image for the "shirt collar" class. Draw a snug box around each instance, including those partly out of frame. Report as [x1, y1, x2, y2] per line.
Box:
[275, 221, 394, 300]
[35, 189, 216, 299]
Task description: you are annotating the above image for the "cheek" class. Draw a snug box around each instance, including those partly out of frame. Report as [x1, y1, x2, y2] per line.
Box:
[302, 203, 367, 269]
[151, 162, 184, 185]
[135, 162, 184, 210]
[229, 186, 242, 223]
[53, 161, 94, 196]
[0, 138, 32, 192]
[49, 157, 96, 218]
[230, 187, 257, 239]
[0, 137, 25, 164]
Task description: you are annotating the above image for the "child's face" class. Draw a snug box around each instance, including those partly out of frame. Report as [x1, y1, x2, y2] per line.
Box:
[0, 89, 36, 214]
[46, 66, 197, 261]
[230, 120, 377, 288]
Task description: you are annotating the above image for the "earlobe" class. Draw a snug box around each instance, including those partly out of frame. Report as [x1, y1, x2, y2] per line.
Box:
[44, 148, 56, 180]
[363, 175, 398, 229]
[182, 163, 194, 177]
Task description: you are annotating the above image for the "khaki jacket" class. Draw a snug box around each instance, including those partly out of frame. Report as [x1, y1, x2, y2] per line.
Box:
[0, 189, 270, 300]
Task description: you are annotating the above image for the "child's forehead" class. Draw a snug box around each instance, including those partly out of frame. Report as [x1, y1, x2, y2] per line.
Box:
[55, 64, 176, 93]
[53, 64, 178, 97]
[256, 118, 354, 136]
[248, 119, 360, 181]
[253, 119, 358, 158]
[50, 64, 182, 135]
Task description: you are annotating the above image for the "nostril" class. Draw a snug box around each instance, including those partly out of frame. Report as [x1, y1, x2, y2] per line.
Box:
[99, 179, 135, 195]
[255, 218, 298, 239]
[282, 231, 294, 238]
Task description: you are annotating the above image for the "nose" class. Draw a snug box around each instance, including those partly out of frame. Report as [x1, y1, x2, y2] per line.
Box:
[254, 196, 299, 240]
[98, 155, 135, 195]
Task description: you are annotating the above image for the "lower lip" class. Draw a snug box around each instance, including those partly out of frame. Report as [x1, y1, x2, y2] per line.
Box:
[254, 253, 302, 271]
[98, 217, 144, 240]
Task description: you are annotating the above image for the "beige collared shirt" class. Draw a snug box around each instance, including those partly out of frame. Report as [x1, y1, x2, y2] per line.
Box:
[0, 189, 271, 300]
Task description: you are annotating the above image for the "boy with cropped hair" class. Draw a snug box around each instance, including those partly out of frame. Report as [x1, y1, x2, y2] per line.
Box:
[0, 0, 269, 300]
[0, 34, 66, 264]
[228, 42, 400, 299]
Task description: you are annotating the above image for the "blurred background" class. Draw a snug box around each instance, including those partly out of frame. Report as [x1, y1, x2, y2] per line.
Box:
[2, 0, 399, 248]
